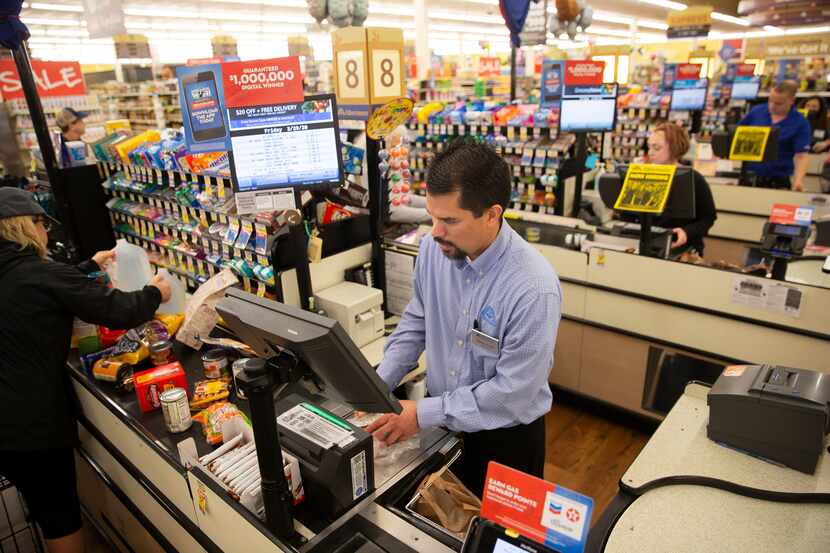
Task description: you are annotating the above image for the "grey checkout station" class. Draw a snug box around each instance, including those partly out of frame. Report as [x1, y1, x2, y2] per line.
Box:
[587, 366, 830, 553]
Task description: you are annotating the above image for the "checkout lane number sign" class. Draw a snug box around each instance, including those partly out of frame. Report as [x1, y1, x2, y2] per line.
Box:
[614, 163, 677, 214]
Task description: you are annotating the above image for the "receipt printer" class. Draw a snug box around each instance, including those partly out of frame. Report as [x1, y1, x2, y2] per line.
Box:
[708, 364, 830, 474]
[276, 394, 374, 519]
[315, 281, 383, 348]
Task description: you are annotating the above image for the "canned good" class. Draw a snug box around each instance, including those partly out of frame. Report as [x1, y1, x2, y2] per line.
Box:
[232, 358, 250, 400]
[202, 349, 228, 379]
[160, 388, 192, 433]
[149, 340, 173, 366]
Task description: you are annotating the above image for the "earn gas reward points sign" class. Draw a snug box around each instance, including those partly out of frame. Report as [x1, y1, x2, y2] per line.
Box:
[480, 462, 593, 553]
[222, 57, 303, 108]
[0, 60, 86, 100]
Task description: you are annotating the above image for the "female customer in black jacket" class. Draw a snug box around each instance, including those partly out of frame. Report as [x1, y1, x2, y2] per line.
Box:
[0, 188, 171, 553]
[646, 122, 718, 255]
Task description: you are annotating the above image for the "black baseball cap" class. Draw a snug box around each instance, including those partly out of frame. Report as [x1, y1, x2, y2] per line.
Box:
[0, 188, 59, 225]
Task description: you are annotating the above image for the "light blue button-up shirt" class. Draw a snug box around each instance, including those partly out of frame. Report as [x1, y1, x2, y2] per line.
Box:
[378, 221, 562, 433]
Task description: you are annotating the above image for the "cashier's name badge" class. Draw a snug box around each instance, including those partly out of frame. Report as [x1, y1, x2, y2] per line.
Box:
[471, 328, 499, 353]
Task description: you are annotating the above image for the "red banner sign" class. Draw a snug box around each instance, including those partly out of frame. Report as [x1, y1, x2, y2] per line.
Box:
[221, 56, 303, 108]
[187, 57, 223, 67]
[0, 60, 86, 100]
[564, 60, 605, 85]
[676, 63, 703, 80]
[736, 63, 756, 77]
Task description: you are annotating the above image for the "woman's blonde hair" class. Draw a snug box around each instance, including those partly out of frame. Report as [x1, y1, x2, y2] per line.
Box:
[0, 215, 47, 258]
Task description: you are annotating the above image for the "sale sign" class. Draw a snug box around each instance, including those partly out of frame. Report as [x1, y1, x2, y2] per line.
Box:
[0, 60, 86, 100]
[769, 204, 814, 227]
[480, 463, 593, 553]
[736, 63, 756, 78]
[221, 57, 303, 108]
[676, 63, 703, 80]
[564, 60, 605, 86]
[478, 56, 501, 78]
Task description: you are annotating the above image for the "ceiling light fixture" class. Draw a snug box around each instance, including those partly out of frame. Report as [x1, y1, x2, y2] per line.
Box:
[29, 2, 84, 12]
[638, 0, 687, 10]
[711, 12, 751, 26]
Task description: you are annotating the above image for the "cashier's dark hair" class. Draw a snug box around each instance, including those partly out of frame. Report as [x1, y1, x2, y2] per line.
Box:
[426, 139, 511, 218]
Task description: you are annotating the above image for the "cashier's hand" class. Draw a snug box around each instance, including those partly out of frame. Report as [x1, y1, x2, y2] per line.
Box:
[92, 248, 116, 269]
[813, 140, 830, 153]
[366, 400, 420, 445]
[150, 274, 172, 303]
[671, 228, 688, 249]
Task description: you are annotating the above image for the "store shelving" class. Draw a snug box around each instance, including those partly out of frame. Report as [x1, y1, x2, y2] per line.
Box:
[95, 81, 183, 130]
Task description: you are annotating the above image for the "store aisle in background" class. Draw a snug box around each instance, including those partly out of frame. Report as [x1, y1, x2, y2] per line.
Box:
[544, 394, 654, 526]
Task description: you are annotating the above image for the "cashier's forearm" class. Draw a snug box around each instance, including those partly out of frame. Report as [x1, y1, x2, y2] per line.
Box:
[793, 153, 809, 185]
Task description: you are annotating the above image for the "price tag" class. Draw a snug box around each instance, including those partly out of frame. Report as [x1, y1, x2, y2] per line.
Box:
[519, 127, 528, 141]
[257, 254, 269, 266]
[458, 125, 466, 136]
[242, 277, 252, 293]
[181, 206, 190, 225]
[507, 126, 515, 140]
[256, 281, 266, 297]
[199, 210, 209, 228]
[147, 223, 155, 240]
[197, 260, 206, 277]
[217, 180, 226, 199]
[205, 175, 214, 198]
[154, 168, 162, 182]
[167, 170, 175, 186]
[186, 256, 195, 274]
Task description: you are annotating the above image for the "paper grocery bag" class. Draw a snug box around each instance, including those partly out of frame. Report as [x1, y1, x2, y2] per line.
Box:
[413, 468, 481, 539]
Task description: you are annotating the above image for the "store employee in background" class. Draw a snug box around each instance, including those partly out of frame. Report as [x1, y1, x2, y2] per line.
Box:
[56, 107, 87, 168]
[738, 80, 811, 191]
[646, 122, 717, 255]
[367, 140, 562, 497]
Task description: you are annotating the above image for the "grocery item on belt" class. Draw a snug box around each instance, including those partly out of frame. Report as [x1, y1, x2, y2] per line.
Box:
[92, 358, 135, 391]
[190, 379, 231, 411]
[192, 402, 246, 445]
[133, 362, 188, 413]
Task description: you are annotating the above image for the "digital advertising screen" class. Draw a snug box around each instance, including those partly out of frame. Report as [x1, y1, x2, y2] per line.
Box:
[731, 79, 760, 100]
[229, 94, 342, 190]
[559, 83, 618, 132]
[670, 78, 708, 111]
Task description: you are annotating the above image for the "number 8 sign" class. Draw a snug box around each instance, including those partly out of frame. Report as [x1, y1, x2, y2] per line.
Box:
[337, 50, 367, 100]
[371, 49, 402, 99]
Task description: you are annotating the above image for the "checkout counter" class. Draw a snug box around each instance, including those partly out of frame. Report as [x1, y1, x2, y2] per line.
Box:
[70, 245, 465, 553]
[586, 380, 830, 553]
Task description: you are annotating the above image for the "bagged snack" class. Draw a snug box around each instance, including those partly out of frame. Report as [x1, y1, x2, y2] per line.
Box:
[190, 378, 231, 411]
[193, 402, 246, 445]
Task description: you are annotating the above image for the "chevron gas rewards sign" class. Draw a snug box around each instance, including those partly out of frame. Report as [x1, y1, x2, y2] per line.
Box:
[480, 462, 593, 553]
[564, 60, 605, 86]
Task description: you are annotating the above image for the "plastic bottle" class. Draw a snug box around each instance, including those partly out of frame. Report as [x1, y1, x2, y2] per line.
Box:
[156, 269, 186, 315]
[113, 239, 153, 292]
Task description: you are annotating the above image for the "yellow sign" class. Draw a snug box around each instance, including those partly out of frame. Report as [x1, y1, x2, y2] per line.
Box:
[366, 97, 414, 139]
[614, 164, 677, 214]
[729, 126, 771, 162]
[667, 5, 713, 28]
[798, 108, 810, 119]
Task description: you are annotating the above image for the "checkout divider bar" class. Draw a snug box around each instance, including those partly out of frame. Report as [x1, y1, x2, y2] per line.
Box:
[77, 416, 224, 553]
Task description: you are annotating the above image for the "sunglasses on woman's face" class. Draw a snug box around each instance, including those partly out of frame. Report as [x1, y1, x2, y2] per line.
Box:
[35, 216, 54, 232]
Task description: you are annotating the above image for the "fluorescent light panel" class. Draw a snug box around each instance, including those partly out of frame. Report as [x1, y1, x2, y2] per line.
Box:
[711, 12, 750, 27]
[638, 0, 687, 10]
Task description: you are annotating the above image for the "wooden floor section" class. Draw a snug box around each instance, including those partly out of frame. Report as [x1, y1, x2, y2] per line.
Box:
[543, 398, 653, 526]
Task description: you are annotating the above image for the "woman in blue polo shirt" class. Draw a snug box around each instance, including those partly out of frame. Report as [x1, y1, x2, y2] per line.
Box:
[738, 80, 811, 191]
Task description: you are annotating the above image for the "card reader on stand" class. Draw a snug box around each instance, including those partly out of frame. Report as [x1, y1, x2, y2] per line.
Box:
[760, 221, 810, 280]
[217, 289, 401, 542]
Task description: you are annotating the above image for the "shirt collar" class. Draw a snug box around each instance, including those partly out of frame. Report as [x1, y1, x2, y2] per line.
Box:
[457, 220, 512, 274]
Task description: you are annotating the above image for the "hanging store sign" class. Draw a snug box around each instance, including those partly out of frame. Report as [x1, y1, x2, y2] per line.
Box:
[676, 63, 703, 81]
[744, 34, 830, 59]
[666, 5, 712, 39]
[82, 0, 126, 39]
[540, 59, 564, 107]
[478, 56, 501, 78]
[0, 60, 86, 100]
[176, 63, 231, 153]
[221, 57, 303, 108]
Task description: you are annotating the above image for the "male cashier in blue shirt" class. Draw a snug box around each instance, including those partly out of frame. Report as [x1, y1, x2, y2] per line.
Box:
[739, 80, 812, 191]
[367, 140, 562, 496]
